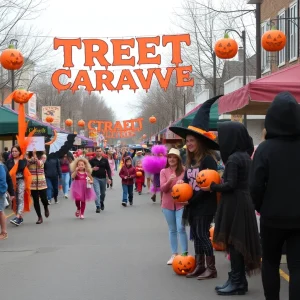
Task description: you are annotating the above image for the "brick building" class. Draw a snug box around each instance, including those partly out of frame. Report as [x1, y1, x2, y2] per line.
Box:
[261, 0, 299, 75]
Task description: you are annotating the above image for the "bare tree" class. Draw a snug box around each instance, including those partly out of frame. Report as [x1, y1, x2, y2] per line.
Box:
[0, 0, 54, 91]
[172, 0, 256, 91]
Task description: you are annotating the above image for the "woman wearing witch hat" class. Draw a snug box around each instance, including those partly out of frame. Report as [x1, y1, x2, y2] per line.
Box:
[169, 96, 221, 280]
[202, 121, 261, 295]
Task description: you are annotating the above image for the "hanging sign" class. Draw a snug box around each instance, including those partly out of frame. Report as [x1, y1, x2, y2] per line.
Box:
[88, 118, 143, 138]
[51, 35, 194, 93]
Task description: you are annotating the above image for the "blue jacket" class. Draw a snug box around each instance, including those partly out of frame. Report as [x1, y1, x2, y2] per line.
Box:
[0, 164, 8, 195]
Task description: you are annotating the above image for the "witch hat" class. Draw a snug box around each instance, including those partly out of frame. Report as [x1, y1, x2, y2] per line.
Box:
[169, 95, 222, 150]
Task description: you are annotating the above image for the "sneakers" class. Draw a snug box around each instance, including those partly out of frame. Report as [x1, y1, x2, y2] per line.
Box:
[0, 232, 8, 240]
[64, 194, 68, 199]
[80, 214, 84, 219]
[122, 201, 127, 207]
[167, 254, 177, 265]
[96, 207, 101, 213]
[138, 192, 141, 195]
[100, 202, 105, 211]
[129, 201, 133, 206]
[48, 200, 51, 205]
[151, 194, 156, 202]
[10, 217, 23, 226]
[75, 210, 80, 217]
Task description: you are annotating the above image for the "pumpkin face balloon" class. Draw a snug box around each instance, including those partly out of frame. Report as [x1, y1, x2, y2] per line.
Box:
[172, 254, 196, 275]
[136, 171, 143, 177]
[214, 33, 238, 59]
[13, 89, 33, 104]
[262, 28, 286, 52]
[149, 116, 156, 124]
[196, 169, 221, 188]
[171, 183, 193, 203]
[0, 45, 24, 70]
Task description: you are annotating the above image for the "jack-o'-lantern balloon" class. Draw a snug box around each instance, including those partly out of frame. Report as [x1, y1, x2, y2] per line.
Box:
[45, 116, 54, 124]
[196, 169, 221, 188]
[136, 171, 143, 177]
[262, 27, 286, 52]
[172, 254, 196, 275]
[209, 226, 225, 251]
[65, 119, 73, 127]
[13, 89, 33, 104]
[0, 45, 24, 70]
[171, 183, 193, 203]
[149, 115, 156, 124]
[214, 33, 238, 59]
[77, 119, 85, 127]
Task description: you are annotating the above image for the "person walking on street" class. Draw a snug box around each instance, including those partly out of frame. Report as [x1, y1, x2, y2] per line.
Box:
[119, 156, 136, 207]
[89, 147, 112, 213]
[44, 156, 62, 204]
[0, 162, 8, 239]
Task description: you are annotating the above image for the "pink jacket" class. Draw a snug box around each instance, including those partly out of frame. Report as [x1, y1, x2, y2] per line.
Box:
[160, 167, 185, 211]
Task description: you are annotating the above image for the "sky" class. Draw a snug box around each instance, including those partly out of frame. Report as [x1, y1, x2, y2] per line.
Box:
[30, 0, 186, 120]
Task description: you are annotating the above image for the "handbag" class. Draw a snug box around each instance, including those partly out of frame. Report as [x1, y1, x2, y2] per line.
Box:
[86, 173, 92, 189]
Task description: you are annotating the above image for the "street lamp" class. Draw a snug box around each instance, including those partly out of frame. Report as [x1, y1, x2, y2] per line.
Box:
[224, 29, 247, 127]
[247, 0, 263, 79]
[9, 39, 18, 110]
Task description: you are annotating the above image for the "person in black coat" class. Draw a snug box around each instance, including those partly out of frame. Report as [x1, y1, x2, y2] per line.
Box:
[250, 92, 300, 300]
[202, 121, 261, 296]
[44, 157, 62, 204]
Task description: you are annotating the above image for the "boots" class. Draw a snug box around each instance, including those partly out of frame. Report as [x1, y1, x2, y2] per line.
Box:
[197, 256, 217, 280]
[215, 272, 248, 292]
[36, 217, 43, 224]
[186, 255, 205, 278]
[44, 206, 50, 218]
[217, 247, 248, 295]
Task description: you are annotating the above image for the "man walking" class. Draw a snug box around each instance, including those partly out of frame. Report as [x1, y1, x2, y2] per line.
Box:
[90, 147, 112, 213]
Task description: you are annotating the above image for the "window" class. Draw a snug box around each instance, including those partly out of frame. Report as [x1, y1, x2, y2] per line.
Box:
[261, 21, 270, 73]
[289, 1, 298, 61]
[278, 10, 286, 66]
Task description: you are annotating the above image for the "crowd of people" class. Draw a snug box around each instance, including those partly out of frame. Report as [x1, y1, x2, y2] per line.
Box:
[0, 91, 299, 300]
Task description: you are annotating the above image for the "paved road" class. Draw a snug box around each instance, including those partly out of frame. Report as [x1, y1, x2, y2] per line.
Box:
[0, 174, 289, 300]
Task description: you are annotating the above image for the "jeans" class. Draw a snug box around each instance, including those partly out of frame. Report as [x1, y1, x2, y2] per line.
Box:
[93, 177, 106, 208]
[162, 208, 188, 254]
[46, 177, 59, 201]
[61, 172, 70, 195]
[261, 224, 300, 300]
[122, 184, 133, 203]
[115, 159, 119, 171]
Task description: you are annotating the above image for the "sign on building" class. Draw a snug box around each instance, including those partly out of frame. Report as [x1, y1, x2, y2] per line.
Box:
[42, 106, 61, 127]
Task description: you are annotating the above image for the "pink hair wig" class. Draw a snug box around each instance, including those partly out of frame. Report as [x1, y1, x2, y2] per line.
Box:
[151, 145, 168, 156]
[142, 156, 167, 174]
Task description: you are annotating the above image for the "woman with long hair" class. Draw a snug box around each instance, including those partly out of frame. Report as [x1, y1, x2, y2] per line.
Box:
[160, 148, 188, 264]
[169, 96, 221, 280]
[27, 150, 49, 224]
[6, 145, 28, 226]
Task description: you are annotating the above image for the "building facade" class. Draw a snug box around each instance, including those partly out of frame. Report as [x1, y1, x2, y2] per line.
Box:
[261, 0, 299, 75]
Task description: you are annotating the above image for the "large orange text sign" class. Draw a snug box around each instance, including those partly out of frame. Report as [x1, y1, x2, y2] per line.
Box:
[51, 35, 194, 93]
[88, 118, 143, 138]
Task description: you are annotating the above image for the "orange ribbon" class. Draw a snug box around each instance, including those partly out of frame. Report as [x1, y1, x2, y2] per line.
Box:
[187, 126, 217, 140]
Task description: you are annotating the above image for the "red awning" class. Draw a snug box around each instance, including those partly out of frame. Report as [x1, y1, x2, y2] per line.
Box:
[218, 64, 300, 115]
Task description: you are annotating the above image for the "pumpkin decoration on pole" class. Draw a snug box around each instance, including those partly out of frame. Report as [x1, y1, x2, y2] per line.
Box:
[214, 33, 238, 59]
[0, 44, 24, 70]
[65, 119, 73, 127]
[46, 116, 54, 124]
[261, 26, 286, 52]
[77, 119, 85, 127]
[149, 115, 157, 124]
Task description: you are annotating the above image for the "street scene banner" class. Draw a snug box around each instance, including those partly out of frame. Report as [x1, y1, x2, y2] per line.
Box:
[42, 106, 61, 127]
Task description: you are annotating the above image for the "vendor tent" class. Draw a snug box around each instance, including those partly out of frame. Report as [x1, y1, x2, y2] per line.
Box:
[219, 64, 300, 115]
[0, 106, 52, 135]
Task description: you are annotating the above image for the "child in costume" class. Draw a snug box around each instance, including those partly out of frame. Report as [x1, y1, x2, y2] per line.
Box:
[70, 157, 96, 219]
[119, 156, 136, 206]
[135, 160, 145, 195]
[142, 145, 167, 202]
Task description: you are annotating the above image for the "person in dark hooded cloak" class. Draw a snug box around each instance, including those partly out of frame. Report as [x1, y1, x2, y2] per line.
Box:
[201, 121, 261, 296]
[250, 91, 300, 300]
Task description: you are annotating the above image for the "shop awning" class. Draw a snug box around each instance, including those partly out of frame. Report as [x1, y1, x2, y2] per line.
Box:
[0, 107, 52, 135]
[219, 64, 300, 115]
